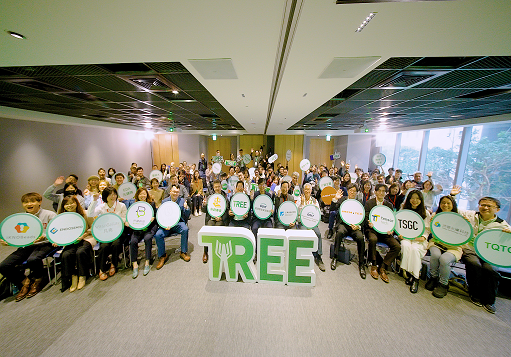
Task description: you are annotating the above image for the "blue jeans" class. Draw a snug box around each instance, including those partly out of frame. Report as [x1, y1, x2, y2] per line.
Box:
[429, 246, 456, 285]
[298, 225, 322, 257]
[154, 222, 189, 258]
[328, 210, 338, 230]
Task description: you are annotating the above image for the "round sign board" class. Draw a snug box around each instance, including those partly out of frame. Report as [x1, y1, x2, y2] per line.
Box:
[395, 209, 425, 239]
[300, 204, 321, 229]
[268, 154, 278, 164]
[281, 175, 292, 184]
[349, 172, 358, 183]
[228, 175, 239, 187]
[369, 205, 396, 234]
[0, 213, 43, 247]
[230, 192, 250, 217]
[286, 150, 292, 162]
[293, 186, 301, 197]
[277, 201, 298, 226]
[118, 182, 137, 200]
[156, 200, 181, 229]
[319, 176, 334, 190]
[212, 163, 222, 175]
[320, 186, 337, 205]
[300, 159, 311, 171]
[248, 167, 256, 178]
[91, 213, 124, 243]
[430, 212, 473, 246]
[339, 199, 365, 226]
[372, 153, 386, 166]
[126, 201, 154, 230]
[253, 194, 274, 220]
[243, 154, 251, 165]
[221, 180, 228, 191]
[149, 170, 163, 183]
[207, 193, 227, 218]
[474, 229, 511, 268]
[46, 212, 86, 246]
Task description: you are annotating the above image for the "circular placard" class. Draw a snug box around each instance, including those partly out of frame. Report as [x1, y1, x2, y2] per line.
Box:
[118, 182, 137, 200]
[281, 175, 292, 184]
[126, 201, 154, 230]
[339, 199, 365, 226]
[248, 167, 256, 178]
[369, 205, 396, 234]
[293, 186, 301, 197]
[277, 201, 298, 226]
[268, 154, 279, 164]
[253, 194, 274, 220]
[221, 180, 228, 191]
[228, 175, 239, 186]
[46, 212, 86, 246]
[300, 159, 311, 171]
[207, 193, 227, 218]
[286, 150, 292, 161]
[243, 154, 251, 165]
[212, 163, 222, 174]
[230, 192, 250, 217]
[320, 186, 337, 205]
[300, 204, 321, 229]
[474, 229, 511, 268]
[91, 213, 124, 243]
[372, 153, 386, 166]
[149, 170, 163, 183]
[319, 176, 334, 190]
[430, 212, 473, 246]
[0, 213, 43, 247]
[156, 200, 181, 229]
[394, 209, 425, 239]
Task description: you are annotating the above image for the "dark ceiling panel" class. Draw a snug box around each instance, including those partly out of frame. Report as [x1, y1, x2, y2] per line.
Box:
[376, 58, 421, 70]
[348, 70, 399, 89]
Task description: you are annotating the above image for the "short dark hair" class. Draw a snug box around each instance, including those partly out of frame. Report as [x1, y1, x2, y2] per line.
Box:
[375, 183, 387, 192]
[21, 192, 42, 203]
[346, 183, 358, 192]
[98, 168, 105, 173]
[150, 178, 159, 185]
[257, 178, 265, 185]
[69, 174, 79, 181]
[213, 179, 221, 185]
[236, 181, 244, 188]
[114, 172, 125, 179]
[137, 167, 143, 171]
[479, 196, 501, 209]
[396, 169, 402, 174]
[281, 181, 289, 188]
[102, 187, 118, 202]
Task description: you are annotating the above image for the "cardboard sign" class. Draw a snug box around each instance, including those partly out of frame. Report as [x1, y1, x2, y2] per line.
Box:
[333, 152, 341, 159]
[126, 201, 154, 230]
[243, 154, 252, 165]
[369, 205, 396, 234]
[268, 154, 278, 164]
[339, 199, 365, 226]
[372, 153, 386, 166]
[212, 162, 222, 174]
[277, 201, 298, 226]
[319, 176, 333, 190]
[207, 193, 227, 218]
[225, 160, 237, 166]
[395, 209, 425, 239]
[156, 200, 181, 229]
[91, 213, 124, 243]
[430, 212, 473, 246]
[212, 155, 224, 163]
[320, 186, 337, 205]
[46, 212, 86, 246]
[230, 192, 250, 217]
[253, 194, 274, 220]
[300, 204, 321, 229]
[118, 182, 137, 200]
[0, 213, 43, 247]
[149, 170, 163, 183]
[286, 150, 292, 161]
[299, 159, 311, 171]
[474, 229, 511, 268]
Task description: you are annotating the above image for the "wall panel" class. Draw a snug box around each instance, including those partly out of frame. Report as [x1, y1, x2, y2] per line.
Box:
[207, 137, 234, 173]
[152, 133, 179, 167]
[274, 135, 303, 175]
[309, 138, 334, 169]
[239, 135, 264, 168]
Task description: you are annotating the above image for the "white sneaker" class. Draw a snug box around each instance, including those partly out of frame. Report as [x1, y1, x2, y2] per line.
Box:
[194, 211, 198, 216]
[199, 210, 202, 216]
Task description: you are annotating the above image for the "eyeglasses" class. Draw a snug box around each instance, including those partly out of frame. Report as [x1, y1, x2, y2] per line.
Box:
[479, 204, 498, 209]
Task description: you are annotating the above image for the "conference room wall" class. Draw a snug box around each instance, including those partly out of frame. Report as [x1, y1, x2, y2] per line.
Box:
[0, 117, 152, 220]
[239, 135, 264, 168]
[309, 138, 335, 169]
[207, 136, 237, 172]
[274, 135, 303, 174]
[152, 133, 179, 168]
[346, 135, 372, 172]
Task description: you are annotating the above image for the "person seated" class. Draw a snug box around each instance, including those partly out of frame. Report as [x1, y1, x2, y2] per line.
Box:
[190, 170, 204, 217]
[131, 167, 151, 189]
[52, 174, 82, 211]
[153, 185, 191, 270]
[149, 178, 164, 208]
[330, 184, 366, 278]
[0, 192, 56, 301]
[88, 187, 128, 281]
[112, 172, 126, 191]
[83, 175, 100, 209]
[385, 183, 402, 210]
[398, 190, 431, 293]
[273, 181, 296, 230]
[97, 168, 112, 185]
[326, 176, 347, 239]
[359, 180, 374, 206]
[130, 188, 158, 279]
[297, 183, 325, 272]
[203, 180, 230, 263]
[421, 179, 442, 212]
[44, 176, 86, 211]
[364, 184, 401, 283]
[228, 181, 251, 229]
[250, 178, 274, 260]
[163, 174, 189, 202]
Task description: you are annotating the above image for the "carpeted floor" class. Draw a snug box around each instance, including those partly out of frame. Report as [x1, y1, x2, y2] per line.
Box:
[1, 216, 510, 357]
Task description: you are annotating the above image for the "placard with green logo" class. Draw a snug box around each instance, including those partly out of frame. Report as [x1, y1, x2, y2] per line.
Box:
[207, 193, 227, 218]
[91, 213, 124, 243]
[126, 201, 154, 230]
[253, 194, 273, 220]
[230, 192, 250, 218]
[369, 205, 396, 234]
[474, 229, 511, 268]
[156, 200, 181, 229]
[394, 209, 425, 239]
[430, 212, 473, 246]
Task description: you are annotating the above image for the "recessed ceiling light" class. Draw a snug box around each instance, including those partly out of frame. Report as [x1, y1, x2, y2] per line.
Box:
[380, 117, 387, 122]
[172, 90, 179, 94]
[7, 31, 26, 39]
[144, 123, 152, 128]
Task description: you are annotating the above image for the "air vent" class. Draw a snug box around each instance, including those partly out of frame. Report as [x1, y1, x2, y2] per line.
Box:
[202, 114, 221, 121]
[377, 71, 445, 89]
[60, 92, 100, 101]
[129, 77, 172, 91]
[457, 88, 511, 99]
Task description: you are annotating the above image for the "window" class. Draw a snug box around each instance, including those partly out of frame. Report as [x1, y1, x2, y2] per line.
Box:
[397, 130, 423, 179]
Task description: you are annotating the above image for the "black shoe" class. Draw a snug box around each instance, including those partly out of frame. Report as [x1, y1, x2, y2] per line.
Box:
[483, 304, 496, 314]
[326, 229, 334, 240]
[432, 283, 449, 298]
[470, 296, 483, 307]
[359, 265, 366, 279]
[405, 274, 414, 286]
[315, 257, 325, 272]
[425, 277, 439, 291]
[330, 258, 337, 270]
[410, 278, 419, 293]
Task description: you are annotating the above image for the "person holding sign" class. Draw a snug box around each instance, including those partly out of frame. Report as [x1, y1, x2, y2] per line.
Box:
[154, 185, 191, 269]
[131, 167, 151, 190]
[88, 187, 128, 281]
[330, 184, 366, 278]
[251, 178, 274, 239]
[58, 196, 94, 292]
[0, 192, 57, 301]
[129, 188, 158, 278]
[364, 184, 400, 283]
[273, 181, 296, 229]
[460, 195, 511, 313]
[398, 190, 431, 293]
[112, 172, 126, 191]
[202, 180, 230, 263]
[228, 181, 251, 229]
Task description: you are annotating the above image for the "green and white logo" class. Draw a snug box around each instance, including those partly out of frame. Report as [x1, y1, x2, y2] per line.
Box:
[319, 176, 333, 190]
[47, 212, 86, 246]
[369, 205, 395, 234]
[91, 213, 124, 243]
[230, 192, 250, 218]
[372, 153, 386, 166]
[430, 212, 473, 246]
[299, 159, 311, 171]
[127, 201, 154, 230]
[474, 229, 511, 268]
[149, 170, 163, 183]
[253, 194, 273, 220]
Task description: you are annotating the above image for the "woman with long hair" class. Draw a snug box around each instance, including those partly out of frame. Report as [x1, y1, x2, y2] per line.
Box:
[190, 170, 204, 216]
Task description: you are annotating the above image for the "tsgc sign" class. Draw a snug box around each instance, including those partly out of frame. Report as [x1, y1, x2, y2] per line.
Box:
[198, 226, 318, 286]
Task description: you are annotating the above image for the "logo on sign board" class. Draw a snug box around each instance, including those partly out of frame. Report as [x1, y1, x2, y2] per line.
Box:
[213, 196, 222, 208]
[136, 206, 146, 217]
[372, 214, 380, 221]
[15, 223, 30, 233]
[434, 222, 441, 227]
[50, 227, 58, 234]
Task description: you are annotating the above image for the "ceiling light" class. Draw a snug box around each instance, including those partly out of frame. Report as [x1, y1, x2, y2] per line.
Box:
[212, 134, 217, 141]
[326, 135, 331, 142]
[144, 123, 153, 128]
[355, 12, 376, 33]
[7, 31, 26, 39]
[380, 117, 387, 122]
[172, 90, 179, 94]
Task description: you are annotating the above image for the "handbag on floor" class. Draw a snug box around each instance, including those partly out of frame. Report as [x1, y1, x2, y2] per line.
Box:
[329, 243, 352, 265]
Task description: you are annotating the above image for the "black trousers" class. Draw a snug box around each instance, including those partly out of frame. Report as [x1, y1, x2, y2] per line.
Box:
[61, 240, 93, 278]
[334, 224, 365, 265]
[463, 250, 499, 305]
[97, 231, 129, 272]
[0, 243, 53, 287]
[366, 230, 401, 267]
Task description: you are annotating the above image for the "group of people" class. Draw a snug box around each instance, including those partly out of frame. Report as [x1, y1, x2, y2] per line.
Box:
[0, 152, 509, 315]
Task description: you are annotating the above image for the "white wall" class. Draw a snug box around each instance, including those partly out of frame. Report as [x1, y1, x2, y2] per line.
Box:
[346, 135, 372, 172]
[177, 134, 200, 166]
[0, 117, 152, 220]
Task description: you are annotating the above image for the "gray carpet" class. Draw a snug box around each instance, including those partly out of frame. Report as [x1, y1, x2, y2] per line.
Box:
[1, 216, 510, 357]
